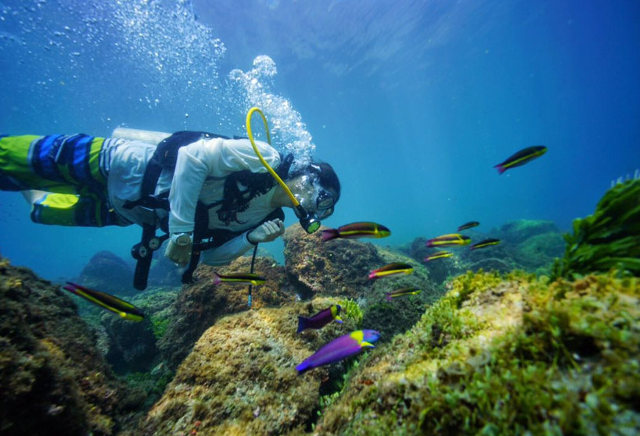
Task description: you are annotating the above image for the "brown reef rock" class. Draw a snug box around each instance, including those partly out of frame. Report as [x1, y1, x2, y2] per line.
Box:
[284, 225, 404, 299]
[158, 255, 294, 370]
[140, 297, 358, 435]
[0, 256, 143, 436]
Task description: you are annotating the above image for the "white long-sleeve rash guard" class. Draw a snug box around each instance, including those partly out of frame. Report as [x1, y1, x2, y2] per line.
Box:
[106, 136, 281, 265]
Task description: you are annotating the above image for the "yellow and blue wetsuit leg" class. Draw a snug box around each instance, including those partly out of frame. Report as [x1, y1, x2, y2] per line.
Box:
[0, 134, 120, 226]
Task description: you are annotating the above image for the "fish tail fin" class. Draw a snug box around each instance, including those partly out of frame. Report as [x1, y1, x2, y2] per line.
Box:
[494, 164, 506, 175]
[385, 293, 393, 302]
[297, 316, 309, 334]
[296, 360, 310, 373]
[213, 272, 222, 285]
[321, 229, 339, 241]
[368, 272, 377, 280]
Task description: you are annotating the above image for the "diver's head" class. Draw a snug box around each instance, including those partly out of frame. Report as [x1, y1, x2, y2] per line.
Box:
[285, 160, 340, 233]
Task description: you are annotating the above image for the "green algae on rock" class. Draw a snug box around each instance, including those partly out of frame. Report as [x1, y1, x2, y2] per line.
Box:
[553, 179, 640, 279]
[0, 256, 143, 435]
[313, 271, 640, 435]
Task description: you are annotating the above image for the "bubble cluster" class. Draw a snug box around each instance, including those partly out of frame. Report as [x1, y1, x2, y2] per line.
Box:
[229, 55, 316, 167]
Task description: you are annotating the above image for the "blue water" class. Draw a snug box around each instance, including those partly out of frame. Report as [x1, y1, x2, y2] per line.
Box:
[1, 0, 639, 281]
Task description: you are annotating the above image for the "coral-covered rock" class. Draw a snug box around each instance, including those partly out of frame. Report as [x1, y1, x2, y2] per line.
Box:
[100, 288, 178, 374]
[77, 250, 135, 296]
[494, 219, 560, 244]
[140, 297, 360, 435]
[314, 271, 640, 435]
[158, 255, 293, 370]
[0, 256, 143, 435]
[283, 225, 383, 299]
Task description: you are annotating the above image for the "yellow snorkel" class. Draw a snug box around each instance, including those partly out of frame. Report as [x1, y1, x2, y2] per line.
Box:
[245, 107, 321, 234]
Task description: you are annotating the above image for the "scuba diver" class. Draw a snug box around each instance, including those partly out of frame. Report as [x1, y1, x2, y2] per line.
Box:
[0, 117, 340, 290]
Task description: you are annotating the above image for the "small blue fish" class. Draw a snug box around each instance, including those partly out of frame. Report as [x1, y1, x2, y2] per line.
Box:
[296, 330, 380, 373]
[297, 304, 343, 333]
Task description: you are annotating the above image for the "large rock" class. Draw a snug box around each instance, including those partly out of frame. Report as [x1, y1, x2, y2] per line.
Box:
[158, 255, 293, 370]
[0, 256, 143, 435]
[139, 297, 360, 435]
[283, 225, 383, 299]
[493, 219, 560, 244]
[100, 288, 178, 375]
[314, 271, 640, 435]
[77, 250, 135, 296]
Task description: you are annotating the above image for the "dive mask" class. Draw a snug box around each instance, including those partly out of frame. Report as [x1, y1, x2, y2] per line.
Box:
[292, 176, 337, 233]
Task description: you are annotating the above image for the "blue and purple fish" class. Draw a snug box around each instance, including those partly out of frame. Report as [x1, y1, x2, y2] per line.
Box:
[297, 304, 343, 333]
[296, 330, 381, 373]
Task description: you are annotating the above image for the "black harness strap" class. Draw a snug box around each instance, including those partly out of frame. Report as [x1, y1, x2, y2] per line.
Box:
[181, 207, 285, 284]
[128, 131, 227, 291]
[125, 131, 292, 291]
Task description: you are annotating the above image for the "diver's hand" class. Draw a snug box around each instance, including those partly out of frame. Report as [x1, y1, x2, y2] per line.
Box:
[247, 219, 285, 244]
[165, 232, 193, 266]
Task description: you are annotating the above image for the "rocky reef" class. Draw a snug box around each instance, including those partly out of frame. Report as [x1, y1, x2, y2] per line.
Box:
[137, 297, 360, 435]
[0, 256, 144, 435]
[313, 270, 640, 434]
[77, 250, 136, 296]
[406, 219, 565, 283]
[283, 225, 382, 299]
[158, 255, 294, 370]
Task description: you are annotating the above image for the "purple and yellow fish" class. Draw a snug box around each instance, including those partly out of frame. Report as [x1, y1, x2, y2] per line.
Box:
[296, 330, 381, 373]
[297, 304, 343, 333]
[368, 262, 414, 280]
[426, 233, 471, 248]
[213, 272, 266, 286]
[322, 222, 390, 241]
[62, 282, 144, 322]
[494, 145, 547, 174]
[424, 251, 453, 262]
[470, 238, 501, 250]
[385, 287, 421, 301]
[457, 221, 479, 231]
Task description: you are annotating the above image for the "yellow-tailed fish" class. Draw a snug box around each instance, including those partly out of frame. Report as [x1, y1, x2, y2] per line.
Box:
[385, 287, 421, 301]
[424, 251, 453, 262]
[470, 238, 501, 250]
[62, 282, 144, 321]
[213, 272, 266, 286]
[322, 222, 390, 241]
[494, 145, 547, 174]
[369, 262, 413, 279]
[426, 233, 471, 247]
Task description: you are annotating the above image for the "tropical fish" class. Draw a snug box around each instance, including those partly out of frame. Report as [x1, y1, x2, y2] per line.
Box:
[368, 262, 414, 279]
[424, 251, 453, 262]
[296, 330, 380, 373]
[213, 272, 266, 286]
[494, 145, 547, 174]
[297, 304, 343, 333]
[322, 222, 391, 241]
[385, 287, 421, 301]
[457, 221, 479, 231]
[426, 233, 471, 247]
[470, 238, 501, 250]
[62, 282, 144, 322]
